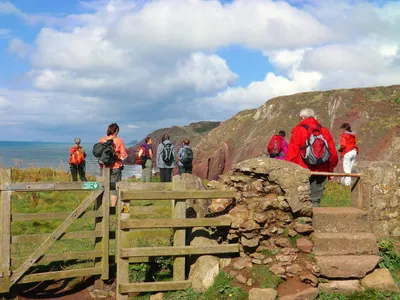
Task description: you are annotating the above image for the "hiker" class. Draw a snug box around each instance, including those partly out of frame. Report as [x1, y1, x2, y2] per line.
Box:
[267, 130, 288, 160]
[156, 134, 176, 182]
[178, 138, 193, 175]
[69, 138, 87, 182]
[139, 137, 153, 182]
[286, 108, 338, 207]
[96, 123, 127, 207]
[338, 123, 359, 186]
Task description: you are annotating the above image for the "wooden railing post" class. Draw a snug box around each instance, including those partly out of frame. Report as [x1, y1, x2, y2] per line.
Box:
[172, 177, 186, 281]
[0, 169, 11, 293]
[94, 168, 110, 290]
[116, 183, 129, 300]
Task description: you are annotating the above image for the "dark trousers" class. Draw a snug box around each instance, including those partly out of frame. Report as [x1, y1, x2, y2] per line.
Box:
[309, 175, 327, 207]
[159, 168, 173, 182]
[70, 163, 87, 182]
[179, 165, 192, 175]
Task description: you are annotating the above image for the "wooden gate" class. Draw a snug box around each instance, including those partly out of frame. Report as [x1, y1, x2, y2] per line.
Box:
[115, 180, 240, 300]
[0, 168, 111, 293]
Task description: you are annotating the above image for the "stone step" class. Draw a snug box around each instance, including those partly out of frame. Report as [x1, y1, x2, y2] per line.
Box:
[316, 255, 380, 279]
[313, 207, 371, 233]
[312, 232, 378, 256]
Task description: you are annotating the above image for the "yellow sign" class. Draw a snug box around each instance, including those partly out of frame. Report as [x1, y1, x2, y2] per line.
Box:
[123, 204, 129, 213]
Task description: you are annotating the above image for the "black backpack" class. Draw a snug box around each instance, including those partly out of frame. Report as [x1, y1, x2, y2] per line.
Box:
[92, 139, 116, 166]
[161, 142, 173, 165]
[180, 147, 193, 166]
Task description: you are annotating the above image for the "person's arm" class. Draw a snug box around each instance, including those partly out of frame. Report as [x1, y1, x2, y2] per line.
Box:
[156, 144, 161, 167]
[282, 139, 288, 155]
[286, 129, 300, 162]
[338, 135, 346, 153]
[325, 130, 338, 170]
[118, 140, 128, 161]
[149, 148, 153, 160]
[172, 145, 177, 163]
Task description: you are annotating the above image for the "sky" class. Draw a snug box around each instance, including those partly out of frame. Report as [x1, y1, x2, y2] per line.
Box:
[0, 0, 400, 143]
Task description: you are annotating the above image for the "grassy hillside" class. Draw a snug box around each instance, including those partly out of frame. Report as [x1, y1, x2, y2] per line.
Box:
[192, 85, 400, 179]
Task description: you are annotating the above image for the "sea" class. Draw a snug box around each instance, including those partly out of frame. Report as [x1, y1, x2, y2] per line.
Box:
[0, 141, 142, 179]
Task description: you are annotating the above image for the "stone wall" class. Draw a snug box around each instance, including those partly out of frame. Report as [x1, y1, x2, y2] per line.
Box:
[352, 161, 400, 238]
[206, 157, 316, 264]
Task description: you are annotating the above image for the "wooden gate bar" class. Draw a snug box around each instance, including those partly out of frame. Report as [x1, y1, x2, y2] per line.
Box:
[119, 280, 192, 294]
[120, 218, 231, 229]
[11, 230, 103, 244]
[120, 244, 239, 258]
[1, 182, 104, 192]
[12, 211, 103, 222]
[120, 190, 237, 201]
[10, 189, 103, 284]
[116, 194, 130, 300]
[11, 250, 103, 269]
[101, 168, 110, 280]
[0, 168, 11, 292]
[19, 267, 102, 284]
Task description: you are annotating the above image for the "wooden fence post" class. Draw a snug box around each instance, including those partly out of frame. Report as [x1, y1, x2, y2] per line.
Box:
[94, 168, 110, 289]
[172, 177, 186, 281]
[0, 169, 11, 293]
[116, 183, 130, 300]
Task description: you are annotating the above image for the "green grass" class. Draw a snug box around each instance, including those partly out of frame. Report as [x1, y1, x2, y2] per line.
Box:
[321, 181, 351, 207]
[132, 272, 248, 300]
[318, 290, 400, 300]
[250, 265, 283, 289]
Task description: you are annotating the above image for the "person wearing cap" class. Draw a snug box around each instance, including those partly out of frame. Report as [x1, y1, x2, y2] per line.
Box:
[69, 137, 87, 182]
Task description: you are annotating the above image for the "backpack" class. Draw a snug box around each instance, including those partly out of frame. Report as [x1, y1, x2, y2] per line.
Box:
[161, 142, 173, 165]
[267, 135, 283, 158]
[180, 147, 193, 166]
[135, 145, 147, 165]
[69, 146, 85, 165]
[92, 139, 116, 166]
[301, 124, 331, 165]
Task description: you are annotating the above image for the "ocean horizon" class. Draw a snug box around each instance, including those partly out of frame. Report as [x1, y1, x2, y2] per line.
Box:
[0, 141, 140, 179]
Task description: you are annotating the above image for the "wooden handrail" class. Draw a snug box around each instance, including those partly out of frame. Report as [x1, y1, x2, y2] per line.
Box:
[310, 172, 361, 178]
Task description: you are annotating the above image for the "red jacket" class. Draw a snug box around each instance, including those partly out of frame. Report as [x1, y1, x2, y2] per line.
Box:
[338, 132, 359, 158]
[286, 118, 338, 172]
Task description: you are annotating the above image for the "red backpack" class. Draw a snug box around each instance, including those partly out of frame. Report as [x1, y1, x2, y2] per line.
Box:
[300, 124, 331, 165]
[135, 145, 146, 165]
[69, 146, 85, 165]
[267, 135, 283, 157]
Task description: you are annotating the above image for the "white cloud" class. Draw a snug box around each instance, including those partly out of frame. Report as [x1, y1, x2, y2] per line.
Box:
[200, 68, 322, 115]
[2, 0, 400, 141]
[0, 1, 22, 16]
[127, 124, 140, 129]
[7, 38, 31, 58]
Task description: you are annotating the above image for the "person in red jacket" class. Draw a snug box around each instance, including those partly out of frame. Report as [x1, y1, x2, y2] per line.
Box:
[338, 123, 359, 186]
[286, 108, 338, 207]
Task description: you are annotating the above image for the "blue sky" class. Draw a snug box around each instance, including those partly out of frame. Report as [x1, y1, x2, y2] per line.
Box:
[1, 0, 400, 142]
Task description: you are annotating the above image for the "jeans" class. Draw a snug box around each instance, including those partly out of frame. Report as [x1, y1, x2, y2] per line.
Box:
[70, 163, 87, 182]
[309, 175, 327, 207]
[342, 149, 357, 186]
[160, 168, 173, 182]
[141, 159, 152, 182]
[178, 165, 192, 175]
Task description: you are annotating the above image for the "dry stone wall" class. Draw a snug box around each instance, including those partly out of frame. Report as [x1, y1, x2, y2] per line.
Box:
[204, 158, 319, 280]
[352, 161, 400, 238]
